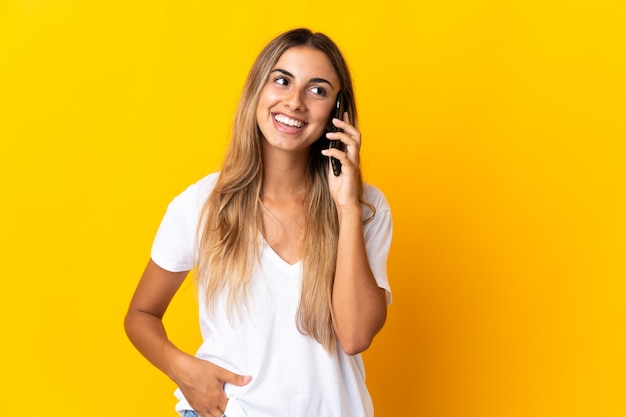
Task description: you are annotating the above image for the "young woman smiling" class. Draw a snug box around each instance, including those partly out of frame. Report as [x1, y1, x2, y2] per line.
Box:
[125, 28, 392, 417]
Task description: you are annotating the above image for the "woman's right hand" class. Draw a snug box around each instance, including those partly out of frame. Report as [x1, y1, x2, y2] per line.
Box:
[171, 353, 252, 417]
[124, 260, 252, 417]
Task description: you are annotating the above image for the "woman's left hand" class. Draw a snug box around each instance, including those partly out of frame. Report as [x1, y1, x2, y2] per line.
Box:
[322, 112, 362, 213]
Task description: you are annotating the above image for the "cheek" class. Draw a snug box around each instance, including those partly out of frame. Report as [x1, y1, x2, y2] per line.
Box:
[314, 106, 333, 131]
[309, 121, 330, 142]
[256, 90, 272, 120]
[258, 85, 281, 105]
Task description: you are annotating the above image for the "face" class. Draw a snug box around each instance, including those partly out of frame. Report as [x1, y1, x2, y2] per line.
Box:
[256, 46, 341, 155]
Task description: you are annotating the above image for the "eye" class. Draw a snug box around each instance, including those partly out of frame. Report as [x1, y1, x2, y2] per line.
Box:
[274, 77, 289, 86]
[309, 86, 327, 96]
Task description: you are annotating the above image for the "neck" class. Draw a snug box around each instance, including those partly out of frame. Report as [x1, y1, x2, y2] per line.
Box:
[262, 146, 309, 201]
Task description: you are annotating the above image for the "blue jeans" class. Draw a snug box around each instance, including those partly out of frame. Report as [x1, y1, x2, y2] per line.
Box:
[183, 411, 228, 417]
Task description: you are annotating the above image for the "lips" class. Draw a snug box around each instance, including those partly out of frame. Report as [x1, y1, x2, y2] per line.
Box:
[273, 113, 305, 128]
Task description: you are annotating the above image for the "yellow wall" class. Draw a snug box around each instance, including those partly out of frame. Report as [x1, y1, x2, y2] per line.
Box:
[1, 1, 624, 416]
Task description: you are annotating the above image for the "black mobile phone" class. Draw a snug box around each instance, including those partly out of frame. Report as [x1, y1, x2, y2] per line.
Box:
[328, 91, 345, 176]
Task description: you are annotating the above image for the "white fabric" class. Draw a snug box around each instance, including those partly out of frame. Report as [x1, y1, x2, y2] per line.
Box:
[151, 173, 392, 417]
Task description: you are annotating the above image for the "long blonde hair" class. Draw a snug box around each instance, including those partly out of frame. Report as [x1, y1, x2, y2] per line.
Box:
[196, 28, 368, 351]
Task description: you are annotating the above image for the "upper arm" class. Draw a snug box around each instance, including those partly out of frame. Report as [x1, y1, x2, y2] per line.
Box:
[127, 259, 190, 319]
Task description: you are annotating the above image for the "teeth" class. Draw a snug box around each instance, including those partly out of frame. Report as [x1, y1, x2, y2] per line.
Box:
[274, 114, 304, 128]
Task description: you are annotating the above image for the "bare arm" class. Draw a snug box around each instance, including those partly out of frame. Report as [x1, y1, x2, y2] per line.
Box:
[324, 114, 388, 355]
[124, 259, 190, 375]
[124, 259, 250, 416]
[331, 207, 387, 355]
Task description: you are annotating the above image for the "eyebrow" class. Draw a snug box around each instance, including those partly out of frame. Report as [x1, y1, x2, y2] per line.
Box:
[270, 68, 335, 89]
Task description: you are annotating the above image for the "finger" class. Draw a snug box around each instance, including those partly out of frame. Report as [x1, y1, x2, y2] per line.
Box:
[321, 148, 354, 172]
[198, 403, 224, 417]
[342, 110, 350, 124]
[328, 127, 361, 151]
[324, 134, 360, 167]
[326, 130, 358, 149]
[330, 116, 353, 133]
[331, 114, 361, 144]
[219, 369, 252, 386]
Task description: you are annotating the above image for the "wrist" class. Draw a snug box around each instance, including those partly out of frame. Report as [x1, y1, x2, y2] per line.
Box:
[337, 203, 362, 224]
[163, 343, 192, 382]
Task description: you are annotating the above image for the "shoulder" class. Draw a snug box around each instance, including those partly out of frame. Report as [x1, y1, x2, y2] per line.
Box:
[160, 172, 220, 224]
[171, 172, 220, 208]
[151, 173, 220, 271]
[183, 172, 220, 199]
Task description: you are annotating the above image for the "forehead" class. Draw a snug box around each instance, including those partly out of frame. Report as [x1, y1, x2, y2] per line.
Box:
[273, 46, 339, 82]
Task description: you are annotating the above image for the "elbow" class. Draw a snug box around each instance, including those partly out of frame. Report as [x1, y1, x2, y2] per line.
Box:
[339, 336, 373, 356]
[123, 308, 146, 341]
[335, 308, 387, 356]
[123, 310, 135, 340]
[336, 319, 385, 355]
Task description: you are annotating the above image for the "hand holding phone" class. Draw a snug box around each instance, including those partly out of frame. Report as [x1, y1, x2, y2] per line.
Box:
[328, 91, 345, 176]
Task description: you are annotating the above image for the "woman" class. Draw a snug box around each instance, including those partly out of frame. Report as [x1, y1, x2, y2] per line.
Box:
[125, 28, 392, 417]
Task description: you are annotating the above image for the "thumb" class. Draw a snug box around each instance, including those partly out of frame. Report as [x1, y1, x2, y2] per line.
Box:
[219, 370, 252, 386]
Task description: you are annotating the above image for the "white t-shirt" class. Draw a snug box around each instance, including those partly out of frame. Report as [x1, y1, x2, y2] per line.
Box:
[151, 173, 392, 417]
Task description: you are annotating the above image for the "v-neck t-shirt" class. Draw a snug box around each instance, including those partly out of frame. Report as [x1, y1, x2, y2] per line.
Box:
[151, 172, 392, 417]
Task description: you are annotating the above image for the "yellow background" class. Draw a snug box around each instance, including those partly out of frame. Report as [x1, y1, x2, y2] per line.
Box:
[1, 1, 625, 416]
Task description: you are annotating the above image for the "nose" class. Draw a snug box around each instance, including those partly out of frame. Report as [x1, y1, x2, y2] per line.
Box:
[283, 89, 305, 111]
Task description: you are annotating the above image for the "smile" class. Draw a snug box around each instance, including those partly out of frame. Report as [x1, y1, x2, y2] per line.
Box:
[273, 113, 305, 128]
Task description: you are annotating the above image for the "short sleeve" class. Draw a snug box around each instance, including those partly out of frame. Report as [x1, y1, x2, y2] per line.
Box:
[150, 174, 218, 272]
[362, 184, 393, 304]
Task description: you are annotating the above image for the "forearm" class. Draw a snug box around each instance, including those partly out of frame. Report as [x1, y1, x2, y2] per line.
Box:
[332, 206, 387, 355]
[124, 260, 194, 381]
[124, 309, 191, 380]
